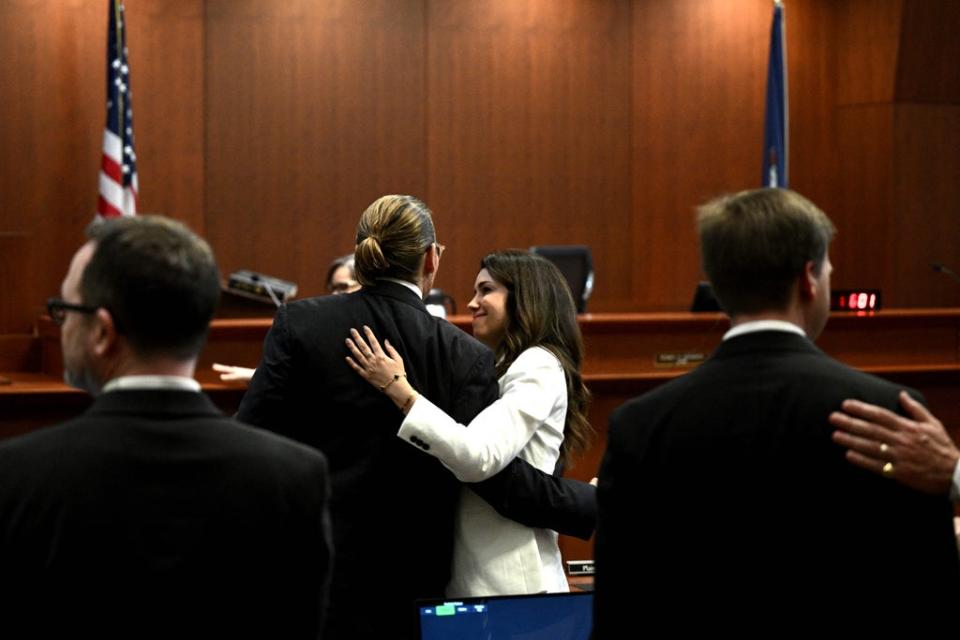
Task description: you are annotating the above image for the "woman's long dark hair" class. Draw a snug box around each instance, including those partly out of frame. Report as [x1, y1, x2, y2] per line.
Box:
[480, 250, 592, 467]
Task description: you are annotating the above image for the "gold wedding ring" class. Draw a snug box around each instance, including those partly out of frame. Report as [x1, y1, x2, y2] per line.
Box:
[882, 462, 895, 477]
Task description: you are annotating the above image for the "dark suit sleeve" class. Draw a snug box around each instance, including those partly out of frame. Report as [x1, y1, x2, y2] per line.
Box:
[448, 347, 501, 428]
[592, 409, 631, 636]
[469, 461, 597, 540]
[236, 305, 296, 436]
[454, 348, 598, 540]
[278, 447, 333, 638]
[309, 455, 334, 635]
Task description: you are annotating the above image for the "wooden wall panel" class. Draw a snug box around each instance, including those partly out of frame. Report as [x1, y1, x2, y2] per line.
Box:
[0, 233, 38, 334]
[891, 105, 960, 307]
[835, 0, 903, 106]
[895, 0, 960, 103]
[631, 0, 771, 310]
[0, 0, 203, 333]
[0, 335, 39, 374]
[888, 2, 960, 307]
[204, 0, 428, 299]
[832, 105, 896, 296]
[124, 0, 205, 233]
[0, 0, 105, 331]
[425, 0, 633, 311]
[786, 0, 840, 216]
[1, 0, 958, 344]
[830, 0, 960, 308]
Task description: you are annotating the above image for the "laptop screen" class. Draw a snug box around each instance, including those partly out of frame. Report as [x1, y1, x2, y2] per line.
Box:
[416, 591, 593, 640]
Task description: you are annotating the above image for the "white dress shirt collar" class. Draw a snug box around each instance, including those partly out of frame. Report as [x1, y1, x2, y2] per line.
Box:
[723, 319, 806, 341]
[102, 375, 201, 394]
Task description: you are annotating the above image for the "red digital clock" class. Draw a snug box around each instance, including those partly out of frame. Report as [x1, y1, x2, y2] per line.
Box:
[831, 289, 881, 311]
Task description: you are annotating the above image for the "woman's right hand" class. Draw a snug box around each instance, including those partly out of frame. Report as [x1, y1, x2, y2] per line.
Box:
[345, 326, 417, 411]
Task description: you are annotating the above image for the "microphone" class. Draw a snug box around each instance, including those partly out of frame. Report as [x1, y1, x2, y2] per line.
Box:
[932, 262, 960, 287]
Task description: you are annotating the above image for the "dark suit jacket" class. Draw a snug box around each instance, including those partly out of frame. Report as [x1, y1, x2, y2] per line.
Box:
[237, 282, 595, 639]
[0, 389, 332, 639]
[594, 331, 960, 632]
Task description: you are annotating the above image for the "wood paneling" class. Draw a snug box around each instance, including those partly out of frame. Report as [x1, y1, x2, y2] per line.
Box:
[895, 1, 960, 103]
[786, 0, 840, 213]
[830, 0, 960, 308]
[1, 0, 958, 329]
[425, 0, 633, 312]
[891, 105, 960, 307]
[125, 0, 205, 232]
[832, 104, 895, 295]
[0, 334, 40, 374]
[0, 233, 38, 332]
[0, 0, 204, 333]
[631, 0, 771, 310]
[204, 0, 428, 299]
[886, 3, 960, 307]
[836, 0, 903, 106]
[0, 0, 105, 330]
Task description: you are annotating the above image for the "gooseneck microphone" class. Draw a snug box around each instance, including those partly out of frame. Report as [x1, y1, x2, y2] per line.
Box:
[932, 262, 960, 287]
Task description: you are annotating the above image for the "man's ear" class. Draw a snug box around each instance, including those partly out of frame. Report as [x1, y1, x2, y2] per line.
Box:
[90, 307, 119, 358]
[423, 245, 439, 276]
[798, 260, 817, 302]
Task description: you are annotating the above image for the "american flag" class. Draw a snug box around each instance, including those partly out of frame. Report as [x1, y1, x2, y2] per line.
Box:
[96, 0, 138, 218]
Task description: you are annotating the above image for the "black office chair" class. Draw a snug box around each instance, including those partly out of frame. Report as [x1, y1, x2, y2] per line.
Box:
[529, 245, 595, 313]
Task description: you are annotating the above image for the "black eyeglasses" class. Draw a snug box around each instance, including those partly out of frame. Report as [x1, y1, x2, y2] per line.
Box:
[47, 298, 99, 326]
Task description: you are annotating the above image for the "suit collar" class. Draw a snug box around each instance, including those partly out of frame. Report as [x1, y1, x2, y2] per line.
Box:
[380, 277, 424, 298]
[712, 330, 823, 360]
[364, 280, 429, 314]
[86, 389, 223, 419]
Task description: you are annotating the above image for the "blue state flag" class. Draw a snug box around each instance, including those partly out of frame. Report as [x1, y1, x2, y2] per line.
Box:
[762, 0, 788, 188]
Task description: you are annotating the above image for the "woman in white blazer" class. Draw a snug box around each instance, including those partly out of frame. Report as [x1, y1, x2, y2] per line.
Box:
[346, 250, 592, 597]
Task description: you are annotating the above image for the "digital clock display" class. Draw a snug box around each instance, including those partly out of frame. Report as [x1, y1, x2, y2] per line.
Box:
[831, 289, 881, 312]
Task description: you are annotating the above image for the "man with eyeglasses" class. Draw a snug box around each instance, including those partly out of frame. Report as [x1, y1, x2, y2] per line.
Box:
[1, 216, 332, 638]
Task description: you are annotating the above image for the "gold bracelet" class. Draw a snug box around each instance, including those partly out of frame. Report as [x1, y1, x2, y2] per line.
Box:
[400, 392, 418, 414]
[379, 373, 406, 393]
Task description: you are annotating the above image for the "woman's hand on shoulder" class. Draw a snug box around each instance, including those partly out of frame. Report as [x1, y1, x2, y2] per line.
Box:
[345, 326, 414, 407]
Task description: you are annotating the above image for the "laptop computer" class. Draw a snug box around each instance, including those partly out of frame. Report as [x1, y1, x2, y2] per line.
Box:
[416, 591, 593, 640]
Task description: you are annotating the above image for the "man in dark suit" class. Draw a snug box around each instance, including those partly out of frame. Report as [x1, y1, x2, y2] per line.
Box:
[593, 188, 960, 632]
[237, 195, 595, 639]
[0, 216, 332, 639]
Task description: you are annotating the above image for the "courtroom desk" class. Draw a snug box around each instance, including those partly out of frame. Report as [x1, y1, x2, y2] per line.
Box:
[29, 308, 960, 380]
[7, 309, 960, 563]
[567, 575, 595, 592]
[0, 370, 249, 439]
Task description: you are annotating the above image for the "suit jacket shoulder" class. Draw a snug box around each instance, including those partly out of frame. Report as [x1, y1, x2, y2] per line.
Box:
[597, 330, 959, 620]
[0, 389, 332, 638]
